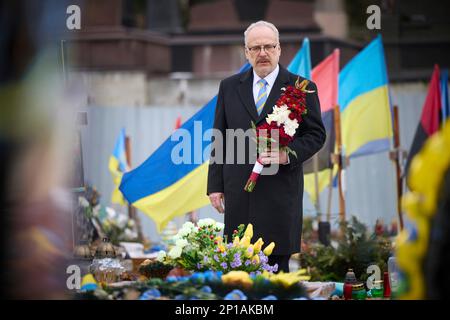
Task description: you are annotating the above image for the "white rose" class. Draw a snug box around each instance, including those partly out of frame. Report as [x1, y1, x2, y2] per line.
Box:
[198, 218, 215, 228]
[156, 250, 166, 262]
[175, 238, 188, 248]
[182, 221, 195, 230]
[283, 118, 299, 137]
[215, 222, 225, 231]
[168, 246, 183, 259]
[266, 105, 290, 127]
[178, 227, 191, 238]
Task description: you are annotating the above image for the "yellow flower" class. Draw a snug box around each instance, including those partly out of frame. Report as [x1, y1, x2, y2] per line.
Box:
[233, 236, 240, 247]
[221, 271, 253, 289]
[239, 235, 251, 248]
[215, 236, 223, 245]
[253, 238, 264, 254]
[262, 269, 311, 288]
[245, 245, 254, 258]
[244, 223, 253, 240]
[263, 242, 275, 256]
[251, 254, 260, 264]
[218, 244, 226, 253]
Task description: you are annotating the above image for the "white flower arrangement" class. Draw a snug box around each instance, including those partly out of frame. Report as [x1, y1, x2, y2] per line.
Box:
[215, 222, 225, 231]
[283, 118, 299, 136]
[266, 104, 290, 127]
[265, 104, 299, 137]
[175, 238, 189, 249]
[197, 218, 216, 228]
[168, 246, 183, 259]
[156, 250, 166, 262]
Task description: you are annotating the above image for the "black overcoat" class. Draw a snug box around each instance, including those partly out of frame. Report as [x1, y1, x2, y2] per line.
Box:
[207, 65, 326, 255]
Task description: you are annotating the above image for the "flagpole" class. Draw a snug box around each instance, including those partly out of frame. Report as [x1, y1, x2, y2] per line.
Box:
[390, 105, 404, 231]
[333, 105, 346, 225]
[326, 166, 333, 223]
[313, 154, 321, 219]
[125, 136, 145, 242]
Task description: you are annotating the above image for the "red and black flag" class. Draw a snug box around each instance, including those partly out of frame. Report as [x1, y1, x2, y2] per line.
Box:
[405, 64, 442, 180]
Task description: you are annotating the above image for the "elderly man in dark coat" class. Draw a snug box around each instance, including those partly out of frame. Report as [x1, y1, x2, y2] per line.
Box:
[207, 20, 326, 272]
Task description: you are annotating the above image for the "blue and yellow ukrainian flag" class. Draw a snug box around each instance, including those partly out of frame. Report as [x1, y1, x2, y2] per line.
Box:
[288, 38, 312, 80]
[120, 64, 250, 232]
[338, 35, 393, 157]
[109, 128, 129, 206]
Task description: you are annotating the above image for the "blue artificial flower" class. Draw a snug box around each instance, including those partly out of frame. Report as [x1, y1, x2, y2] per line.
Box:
[221, 252, 227, 257]
[262, 295, 278, 300]
[234, 252, 241, 260]
[201, 286, 212, 293]
[166, 276, 178, 283]
[220, 262, 228, 269]
[139, 289, 161, 300]
[175, 294, 187, 300]
[245, 260, 251, 266]
[203, 271, 218, 283]
[224, 289, 248, 300]
[190, 272, 205, 284]
[214, 255, 220, 262]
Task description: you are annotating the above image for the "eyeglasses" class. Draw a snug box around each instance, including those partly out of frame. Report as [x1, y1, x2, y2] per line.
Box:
[246, 44, 278, 54]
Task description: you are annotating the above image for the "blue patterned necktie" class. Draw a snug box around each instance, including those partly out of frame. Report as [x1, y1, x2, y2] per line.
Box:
[255, 79, 268, 115]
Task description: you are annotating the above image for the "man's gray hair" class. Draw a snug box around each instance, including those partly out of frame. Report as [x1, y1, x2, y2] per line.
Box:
[244, 20, 279, 46]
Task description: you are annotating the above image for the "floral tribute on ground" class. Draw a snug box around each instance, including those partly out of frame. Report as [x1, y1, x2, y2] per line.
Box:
[157, 219, 278, 276]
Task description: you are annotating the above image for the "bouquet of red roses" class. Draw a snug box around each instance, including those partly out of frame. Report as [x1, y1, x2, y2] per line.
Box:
[244, 78, 313, 192]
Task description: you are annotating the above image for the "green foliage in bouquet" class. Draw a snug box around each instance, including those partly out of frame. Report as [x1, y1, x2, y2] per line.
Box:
[231, 223, 246, 242]
[300, 216, 393, 282]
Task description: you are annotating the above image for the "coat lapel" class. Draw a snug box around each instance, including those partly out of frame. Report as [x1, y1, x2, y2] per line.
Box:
[256, 65, 290, 125]
[238, 69, 259, 122]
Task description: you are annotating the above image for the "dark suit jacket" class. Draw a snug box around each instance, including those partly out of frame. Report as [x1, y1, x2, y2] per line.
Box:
[207, 65, 326, 255]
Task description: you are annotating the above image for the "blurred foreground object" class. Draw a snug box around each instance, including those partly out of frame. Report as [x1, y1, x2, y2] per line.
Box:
[397, 119, 450, 299]
[0, 0, 78, 299]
